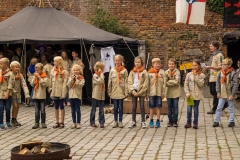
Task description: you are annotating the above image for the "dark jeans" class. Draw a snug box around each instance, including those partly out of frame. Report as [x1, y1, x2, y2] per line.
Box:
[70, 98, 81, 123]
[34, 99, 46, 124]
[209, 82, 228, 111]
[0, 96, 12, 125]
[187, 100, 200, 123]
[45, 89, 52, 106]
[167, 97, 179, 123]
[132, 96, 145, 122]
[112, 99, 123, 122]
[54, 99, 64, 110]
[90, 98, 105, 124]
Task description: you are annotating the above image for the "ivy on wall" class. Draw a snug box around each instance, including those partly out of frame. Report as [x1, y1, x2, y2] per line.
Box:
[206, 0, 224, 16]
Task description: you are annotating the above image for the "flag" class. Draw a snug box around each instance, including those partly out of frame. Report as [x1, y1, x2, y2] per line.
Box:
[224, 0, 240, 28]
[176, 0, 206, 25]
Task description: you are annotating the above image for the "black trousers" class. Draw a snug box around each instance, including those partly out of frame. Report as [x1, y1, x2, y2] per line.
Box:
[209, 82, 228, 111]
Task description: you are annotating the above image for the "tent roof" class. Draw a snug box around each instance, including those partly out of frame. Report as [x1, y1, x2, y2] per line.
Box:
[222, 31, 240, 45]
[0, 6, 138, 44]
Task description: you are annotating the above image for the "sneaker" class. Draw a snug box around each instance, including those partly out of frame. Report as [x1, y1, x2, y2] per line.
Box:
[112, 122, 118, 128]
[141, 122, 146, 129]
[11, 119, 17, 127]
[128, 122, 136, 128]
[41, 123, 47, 128]
[173, 122, 178, 127]
[155, 121, 160, 128]
[212, 122, 219, 127]
[118, 122, 123, 128]
[228, 122, 235, 127]
[71, 123, 76, 129]
[167, 122, 173, 127]
[100, 124, 104, 128]
[32, 123, 39, 129]
[149, 121, 154, 128]
[0, 125, 6, 130]
[207, 110, 215, 114]
[193, 122, 198, 129]
[184, 122, 191, 128]
[16, 120, 22, 126]
[76, 123, 81, 129]
[90, 123, 97, 127]
[7, 123, 12, 129]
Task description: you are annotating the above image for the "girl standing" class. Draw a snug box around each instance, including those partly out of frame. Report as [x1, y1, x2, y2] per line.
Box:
[49, 56, 68, 129]
[184, 60, 205, 129]
[127, 56, 148, 129]
[90, 62, 105, 128]
[67, 64, 85, 129]
[108, 55, 128, 128]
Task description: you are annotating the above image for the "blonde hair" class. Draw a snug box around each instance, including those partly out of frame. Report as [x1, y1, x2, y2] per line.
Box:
[114, 54, 125, 66]
[35, 63, 44, 70]
[71, 64, 83, 75]
[222, 57, 233, 66]
[54, 56, 65, 70]
[30, 58, 38, 65]
[10, 61, 20, 68]
[94, 61, 105, 71]
[134, 56, 144, 66]
[0, 57, 10, 65]
[152, 58, 161, 65]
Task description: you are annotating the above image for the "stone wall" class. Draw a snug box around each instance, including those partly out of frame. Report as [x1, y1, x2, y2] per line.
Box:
[0, 0, 235, 69]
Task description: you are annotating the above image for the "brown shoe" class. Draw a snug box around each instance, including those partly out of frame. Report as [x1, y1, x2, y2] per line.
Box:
[100, 124, 104, 128]
[207, 110, 215, 114]
[59, 123, 65, 129]
[53, 122, 59, 128]
[90, 123, 97, 127]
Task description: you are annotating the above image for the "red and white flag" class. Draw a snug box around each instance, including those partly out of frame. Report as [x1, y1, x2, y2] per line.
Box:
[176, 0, 206, 25]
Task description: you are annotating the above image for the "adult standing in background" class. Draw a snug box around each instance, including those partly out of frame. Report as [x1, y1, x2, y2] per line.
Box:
[1, 44, 14, 62]
[205, 41, 227, 114]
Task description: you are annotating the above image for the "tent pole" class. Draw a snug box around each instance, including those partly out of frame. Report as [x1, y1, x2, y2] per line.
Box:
[80, 39, 83, 62]
[82, 38, 93, 75]
[122, 38, 135, 58]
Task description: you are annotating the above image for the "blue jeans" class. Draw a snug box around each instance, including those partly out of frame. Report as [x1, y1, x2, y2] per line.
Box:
[90, 98, 105, 124]
[215, 98, 235, 123]
[34, 99, 46, 123]
[167, 98, 179, 123]
[0, 96, 12, 125]
[66, 91, 70, 103]
[149, 96, 162, 108]
[70, 99, 81, 123]
[112, 99, 123, 122]
[187, 100, 200, 123]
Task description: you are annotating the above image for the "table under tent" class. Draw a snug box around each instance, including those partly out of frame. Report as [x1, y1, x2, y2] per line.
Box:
[0, 6, 139, 105]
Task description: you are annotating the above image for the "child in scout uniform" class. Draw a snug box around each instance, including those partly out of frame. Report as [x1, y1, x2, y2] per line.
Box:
[43, 56, 53, 107]
[10, 61, 30, 127]
[90, 62, 105, 128]
[0, 58, 14, 130]
[147, 58, 165, 128]
[71, 50, 84, 70]
[49, 56, 68, 129]
[30, 63, 48, 129]
[128, 56, 149, 129]
[184, 60, 205, 129]
[164, 59, 181, 127]
[108, 54, 128, 128]
[213, 58, 238, 127]
[67, 64, 85, 129]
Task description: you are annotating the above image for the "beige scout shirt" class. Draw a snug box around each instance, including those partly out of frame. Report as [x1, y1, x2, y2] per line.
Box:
[147, 69, 165, 97]
[164, 69, 181, 98]
[67, 76, 85, 100]
[128, 70, 149, 96]
[184, 72, 205, 100]
[209, 53, 224, 82]
[49, 69, 68, 98]
[92, 73, 105, 100]
[0, 71, 14, 99]
[108, 68, 128, 99]
[30, 76, 48, 99]
[12, 74, 30, 99]
[71, 58, 84, 70]
[219, 73, 232, 98]
[43, 63, 53, 84]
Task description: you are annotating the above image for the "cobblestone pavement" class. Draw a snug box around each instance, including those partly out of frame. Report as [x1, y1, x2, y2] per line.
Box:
[1, 97, 240, 160]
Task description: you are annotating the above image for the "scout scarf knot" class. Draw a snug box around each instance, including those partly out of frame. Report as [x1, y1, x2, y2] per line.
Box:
[34, 72, 47, 91]
[114, 66, 125, 84]
[221, 67, 234, 84]
[54, 67, 64, 80]
[192, 69, 202, 75]
[95, 71, 105, 90]
[132, 67, 144, 80]
[148, 68, 159, 86]
[168, 69, 176, 78]
[71, 75, 84, 89]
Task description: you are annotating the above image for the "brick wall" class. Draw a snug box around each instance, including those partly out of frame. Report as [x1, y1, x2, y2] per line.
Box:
[0, 0, 235, 68]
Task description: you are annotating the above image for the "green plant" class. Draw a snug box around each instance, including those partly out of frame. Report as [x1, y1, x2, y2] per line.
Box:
[206, 0, 224, 16]
[90, 7, 130, 36]
[217, 145, 222, 150]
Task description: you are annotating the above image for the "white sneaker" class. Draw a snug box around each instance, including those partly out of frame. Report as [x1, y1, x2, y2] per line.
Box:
[71, 123, 76, 129]
[112, 122, 118, 128]
[118, 122, 123, 128]
[141, 122, 146, 129]
[128, 122, 136, 128]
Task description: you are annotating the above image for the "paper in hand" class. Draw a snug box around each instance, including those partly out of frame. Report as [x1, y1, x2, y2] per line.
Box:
[200, 63, 206, 68]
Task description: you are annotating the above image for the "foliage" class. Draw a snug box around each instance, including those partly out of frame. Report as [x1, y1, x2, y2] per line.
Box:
[90, 5, 130, 36]
[206, 0, 224, 16]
